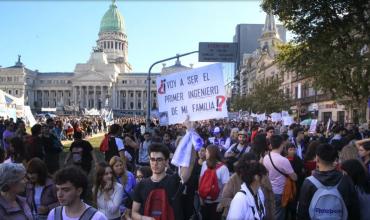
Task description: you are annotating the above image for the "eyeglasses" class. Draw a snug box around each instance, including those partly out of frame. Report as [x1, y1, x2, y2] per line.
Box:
[136, 175, 144, 180]
[150, 157, 165, 163]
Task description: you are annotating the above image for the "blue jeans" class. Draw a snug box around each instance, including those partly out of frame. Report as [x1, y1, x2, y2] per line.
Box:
[274, 194, 286, 220]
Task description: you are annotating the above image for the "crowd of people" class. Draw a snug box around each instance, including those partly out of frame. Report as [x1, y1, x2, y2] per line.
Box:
[0, 114, 370, 220]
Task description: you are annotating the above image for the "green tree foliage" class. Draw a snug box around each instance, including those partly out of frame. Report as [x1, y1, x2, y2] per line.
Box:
[232, 79, 291, 113]
[262, 0, 370, 120]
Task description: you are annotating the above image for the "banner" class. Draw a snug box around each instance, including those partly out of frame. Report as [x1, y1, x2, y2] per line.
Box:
[24, 106, 37, 127]
[283, 116, 294, 126]
[309, 119, 318, 133]
[156, 64, 228, 125]
[271, 112, 282, 122]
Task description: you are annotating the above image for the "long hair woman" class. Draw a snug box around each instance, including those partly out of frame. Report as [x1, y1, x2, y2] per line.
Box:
[341, 159, 370, 220]
[25, 158, 58, 220]
[109, 156, 136, 214]
[93, 162, 123, 220]
[199, 144, 230, 220]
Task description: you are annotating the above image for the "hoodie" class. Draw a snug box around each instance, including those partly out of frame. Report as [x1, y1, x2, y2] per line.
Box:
[297, 169, 360, 220]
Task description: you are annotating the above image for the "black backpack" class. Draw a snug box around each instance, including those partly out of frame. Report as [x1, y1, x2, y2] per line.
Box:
[105, 136, 120, 162]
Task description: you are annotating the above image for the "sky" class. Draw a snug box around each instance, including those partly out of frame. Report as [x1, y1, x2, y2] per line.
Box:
[0, 0, 287, 73]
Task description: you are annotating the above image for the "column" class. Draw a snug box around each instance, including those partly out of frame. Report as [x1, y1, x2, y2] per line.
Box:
[94, 86, 97, 109]
[133, 90, 137, 111]
[112, 85, 116, 109]
[126, 90, 129, 110]
[141, 90, 144, 110]
[118, 90, 121, 109]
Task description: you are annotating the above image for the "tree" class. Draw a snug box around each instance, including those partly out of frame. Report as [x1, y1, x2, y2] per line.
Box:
[262, 0, 370, 122]
[231, 78, 291, 113]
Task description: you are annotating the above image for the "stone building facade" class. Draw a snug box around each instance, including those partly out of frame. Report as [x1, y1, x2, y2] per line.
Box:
[0, 1, 190, 116]
[237, 13, 369, 123]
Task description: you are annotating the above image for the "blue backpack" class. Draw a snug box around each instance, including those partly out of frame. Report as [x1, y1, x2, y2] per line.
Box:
[308, 176, 347, 220]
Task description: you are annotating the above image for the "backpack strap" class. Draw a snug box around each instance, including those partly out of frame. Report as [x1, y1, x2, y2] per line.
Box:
[238, 145, 247, 158]
[307, 176, 325, 189]
[54, 206, 63, 220]
[79, 207, 97, 220]
[308, 175, 343, 189]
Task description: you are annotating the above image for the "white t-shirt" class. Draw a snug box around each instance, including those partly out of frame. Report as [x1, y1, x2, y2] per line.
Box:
[263, 151, 294, 194]
[47, 203, 107, 220]
[200, 161, 230, 203]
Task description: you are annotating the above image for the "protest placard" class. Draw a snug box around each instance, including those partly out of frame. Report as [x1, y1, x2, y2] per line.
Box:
[283, 116, 294, 126]
[309, 119, 318, 133]
[271, 112, 282, 122]
[156, 63, 228, 125]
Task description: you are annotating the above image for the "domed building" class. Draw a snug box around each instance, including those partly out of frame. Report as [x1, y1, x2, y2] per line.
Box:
[0, 0, 188, 116]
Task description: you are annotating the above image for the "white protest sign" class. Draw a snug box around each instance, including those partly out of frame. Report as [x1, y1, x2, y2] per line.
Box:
[257, 113, 266, 122]
[156, 63, 228, 125]
[271, 112, 282, 122]
[281, 111, 289, 117]
[283, 116, 294, 126]
[309, 119, 318, 133]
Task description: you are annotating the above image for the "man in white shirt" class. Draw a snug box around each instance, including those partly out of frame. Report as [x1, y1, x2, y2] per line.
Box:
[47, 166, 107, 220]
[263, 135, 297, 220]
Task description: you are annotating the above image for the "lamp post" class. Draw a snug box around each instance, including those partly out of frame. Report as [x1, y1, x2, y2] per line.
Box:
[146, 50, 198, 127]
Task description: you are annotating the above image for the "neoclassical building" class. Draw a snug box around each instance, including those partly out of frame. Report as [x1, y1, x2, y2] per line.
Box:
[0, 1, 190, 116]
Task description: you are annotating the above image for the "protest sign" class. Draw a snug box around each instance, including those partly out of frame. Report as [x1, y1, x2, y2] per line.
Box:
[281, 111, 289, 117]
[156, 63, 228, 125]
[309, 119, 318, 133]
[283, 116, 294, 126]
[271, 112, 282, 122]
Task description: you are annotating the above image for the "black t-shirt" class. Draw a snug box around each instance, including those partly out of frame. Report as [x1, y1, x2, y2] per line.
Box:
[69, 139, 93, 172]
[132, 174, 184, 220]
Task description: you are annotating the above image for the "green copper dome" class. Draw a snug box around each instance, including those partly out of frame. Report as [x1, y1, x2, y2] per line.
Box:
[99, 1, 125, 33]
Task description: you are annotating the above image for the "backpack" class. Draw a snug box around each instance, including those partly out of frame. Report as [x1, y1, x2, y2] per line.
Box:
[105, 136, 119, 162]
[54, 206, 97, 220]
[99, 134, 110, 152]
[198, 163, 224, 201]
[308, 176, 348, 220]
[144, 188, 175, 220]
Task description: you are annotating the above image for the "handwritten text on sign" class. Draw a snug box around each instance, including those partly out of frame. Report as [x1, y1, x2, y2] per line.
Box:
[156, 64, 228, 125]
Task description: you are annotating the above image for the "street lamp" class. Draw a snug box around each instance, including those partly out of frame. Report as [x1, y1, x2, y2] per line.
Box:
[146, 51, 198, 127]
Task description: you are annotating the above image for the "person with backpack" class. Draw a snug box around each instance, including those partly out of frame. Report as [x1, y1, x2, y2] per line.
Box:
[341, 159, 370, 220]
[104, 124, 128, 163]
[227, 161, 268, 220]
[224, 130, 251, 173]
[47, 166, 107, 220]
[131, 142, 196, 220]
[199, 144, 230, 220]
[297, 143, 360, 220]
